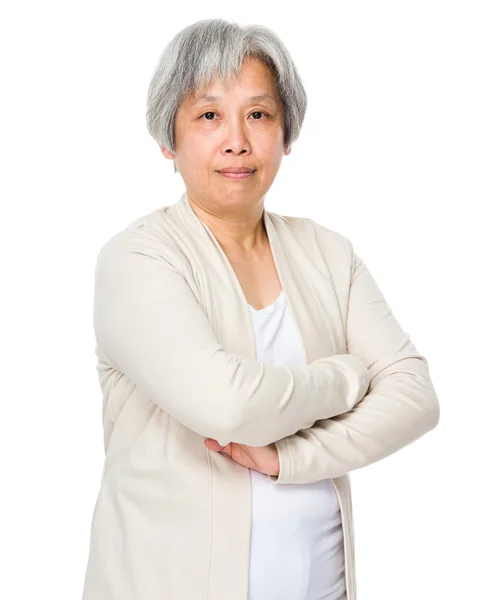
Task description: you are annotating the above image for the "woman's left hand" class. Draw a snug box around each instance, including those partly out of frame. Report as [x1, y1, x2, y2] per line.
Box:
[204, 438, 280, 476]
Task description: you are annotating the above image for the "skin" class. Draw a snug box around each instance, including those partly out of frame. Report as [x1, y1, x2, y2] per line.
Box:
[160, 56, 290, 477]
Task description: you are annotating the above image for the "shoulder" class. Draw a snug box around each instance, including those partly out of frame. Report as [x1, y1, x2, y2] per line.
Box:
[95, 204, 179, 265]
[268, 209, 355, 263]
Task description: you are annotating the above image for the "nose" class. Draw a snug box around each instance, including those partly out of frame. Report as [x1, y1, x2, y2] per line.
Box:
[221, 118, 252, 155]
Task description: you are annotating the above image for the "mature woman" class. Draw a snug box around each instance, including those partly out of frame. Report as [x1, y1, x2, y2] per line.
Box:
[82, 18, 440, 600]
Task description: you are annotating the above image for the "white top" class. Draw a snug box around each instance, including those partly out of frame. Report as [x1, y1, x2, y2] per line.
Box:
[247, 290, 347, 600]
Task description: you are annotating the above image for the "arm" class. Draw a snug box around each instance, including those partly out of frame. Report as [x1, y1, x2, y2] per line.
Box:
[93, 227, 371, 448]
[269, 238, 440, 484]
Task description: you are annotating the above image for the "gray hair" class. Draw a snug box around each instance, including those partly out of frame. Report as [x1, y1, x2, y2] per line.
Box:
[146, 19, 308, 173]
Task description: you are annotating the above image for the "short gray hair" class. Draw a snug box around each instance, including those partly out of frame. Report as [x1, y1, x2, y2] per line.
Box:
[146, 19, 308, 173]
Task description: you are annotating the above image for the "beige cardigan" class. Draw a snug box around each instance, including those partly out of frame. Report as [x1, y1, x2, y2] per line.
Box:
[82, 191, 440, 599]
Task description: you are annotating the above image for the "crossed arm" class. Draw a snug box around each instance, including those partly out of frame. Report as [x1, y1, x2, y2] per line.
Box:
[93, 228, 439, 482]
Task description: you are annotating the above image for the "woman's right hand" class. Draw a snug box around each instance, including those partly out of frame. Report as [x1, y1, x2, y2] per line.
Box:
[204, 437, 280, 476]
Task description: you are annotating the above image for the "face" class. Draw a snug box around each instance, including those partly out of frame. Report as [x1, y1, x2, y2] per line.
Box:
[160, 57, 291, 216]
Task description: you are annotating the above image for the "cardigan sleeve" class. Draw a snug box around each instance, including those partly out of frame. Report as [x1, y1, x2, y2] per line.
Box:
[269, 237, 440, 484]
[93, 226, 372, 448]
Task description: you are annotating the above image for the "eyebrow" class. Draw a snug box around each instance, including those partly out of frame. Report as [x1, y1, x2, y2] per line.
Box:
[191, 93, 278, 106]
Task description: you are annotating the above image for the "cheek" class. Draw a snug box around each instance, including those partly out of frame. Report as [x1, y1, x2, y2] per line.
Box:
[257, 128, 284, 152]
[179, 137, 209, 167]
[257, 140, 284, 168]
[185, 132, 217, 159]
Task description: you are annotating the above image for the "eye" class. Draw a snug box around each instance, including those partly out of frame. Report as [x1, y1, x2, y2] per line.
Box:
[199, 111, 269, 121]
[250, 111, 268, 120]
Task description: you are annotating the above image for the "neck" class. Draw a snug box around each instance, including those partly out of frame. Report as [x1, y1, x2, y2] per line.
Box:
[186, 193, 268, 255]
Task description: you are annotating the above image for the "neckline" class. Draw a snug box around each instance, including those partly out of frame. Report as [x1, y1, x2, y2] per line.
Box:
[247, 290, 285, 315]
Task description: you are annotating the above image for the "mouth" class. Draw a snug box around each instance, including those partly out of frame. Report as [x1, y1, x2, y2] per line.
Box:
[216, 170, 256, 180]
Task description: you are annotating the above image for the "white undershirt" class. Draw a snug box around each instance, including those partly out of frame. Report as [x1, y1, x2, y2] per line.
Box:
[247, 289, 347, 600]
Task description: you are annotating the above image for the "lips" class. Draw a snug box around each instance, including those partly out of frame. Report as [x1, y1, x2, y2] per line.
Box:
[217, 170, 255, 179]
[217, 167, 255, 173]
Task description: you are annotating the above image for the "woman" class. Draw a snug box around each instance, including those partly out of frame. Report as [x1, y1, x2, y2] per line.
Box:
[82, 18, 440, 600]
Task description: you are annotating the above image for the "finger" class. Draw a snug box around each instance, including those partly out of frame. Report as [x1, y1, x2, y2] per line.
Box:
[204, 438, 224, 452]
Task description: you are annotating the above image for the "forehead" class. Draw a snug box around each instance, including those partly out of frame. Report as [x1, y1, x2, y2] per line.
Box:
[187, 58, 281, 107]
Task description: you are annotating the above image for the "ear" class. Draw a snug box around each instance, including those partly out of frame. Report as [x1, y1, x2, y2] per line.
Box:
[160, 145, 175, 160]
[284, 146, 292, 157]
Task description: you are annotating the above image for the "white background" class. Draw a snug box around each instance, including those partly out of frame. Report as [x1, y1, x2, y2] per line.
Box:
[1, 1, 492, 598]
